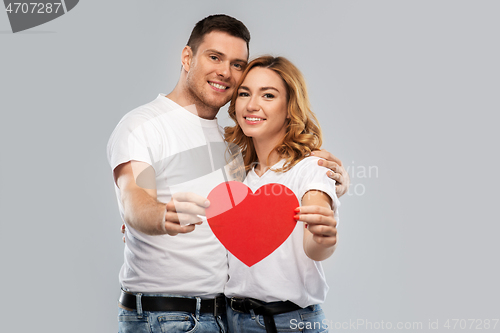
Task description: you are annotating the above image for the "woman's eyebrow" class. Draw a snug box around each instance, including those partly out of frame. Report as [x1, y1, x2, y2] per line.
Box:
[259, 87, 279, 92]
[238, 86, 279, 92]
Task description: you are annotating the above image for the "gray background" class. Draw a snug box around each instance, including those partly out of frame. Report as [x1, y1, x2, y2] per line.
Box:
[1, 0, 499, 332]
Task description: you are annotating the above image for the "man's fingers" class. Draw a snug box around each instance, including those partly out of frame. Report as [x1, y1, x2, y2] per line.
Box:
[312, 150, 350, 197]
[328, 171, 342, 182]
[167, 200, 207, 216]
[164, 221, 196, 235]
[165, 193, 208, 229]
[172, 192, 210, 207]
[165, 211, 204, 226]
[319, 159, 340, 173]
[311, 149, 342, 166]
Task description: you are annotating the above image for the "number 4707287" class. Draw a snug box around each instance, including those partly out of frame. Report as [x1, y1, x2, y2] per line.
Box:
[5, 3, 62, 14]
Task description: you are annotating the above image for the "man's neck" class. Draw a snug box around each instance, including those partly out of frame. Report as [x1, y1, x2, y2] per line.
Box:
[166, 87, 219, 120]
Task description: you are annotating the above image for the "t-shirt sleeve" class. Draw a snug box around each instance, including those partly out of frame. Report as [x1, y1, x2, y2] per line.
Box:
[107, 111, 162, 172]
[297, 157, 341, 214]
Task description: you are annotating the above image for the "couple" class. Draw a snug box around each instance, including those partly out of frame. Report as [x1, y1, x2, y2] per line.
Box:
[108, 14, 348, 333]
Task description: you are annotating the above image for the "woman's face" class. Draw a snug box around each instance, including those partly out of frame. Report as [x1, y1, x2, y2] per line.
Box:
[235, 67, 288, 144]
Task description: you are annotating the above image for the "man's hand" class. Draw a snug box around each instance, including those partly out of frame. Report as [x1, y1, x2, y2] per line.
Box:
[311, 149, 350, 197]
[164, 192, 209, 236]
[115, 161, 208, 236]
[120, 192, 209, 239]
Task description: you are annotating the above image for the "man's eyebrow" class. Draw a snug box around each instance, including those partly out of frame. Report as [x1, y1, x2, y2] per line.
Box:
[204, 49, 247, 64]
[205, 49, 224, 56]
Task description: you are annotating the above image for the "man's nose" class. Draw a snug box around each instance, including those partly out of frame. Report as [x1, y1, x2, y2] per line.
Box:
[216, 61, 231, 78]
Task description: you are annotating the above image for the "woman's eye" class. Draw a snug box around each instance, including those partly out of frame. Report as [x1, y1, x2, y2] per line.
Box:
[238, 92, 249, 97]
[264, 93, 275, 98]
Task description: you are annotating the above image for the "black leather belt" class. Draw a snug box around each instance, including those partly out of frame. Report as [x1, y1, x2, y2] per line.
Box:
[228, 297, 302, 333]
[119, 289, 226, 316]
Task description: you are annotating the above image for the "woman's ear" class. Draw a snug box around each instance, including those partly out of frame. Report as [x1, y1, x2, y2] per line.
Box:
[181, 46, 193, 72]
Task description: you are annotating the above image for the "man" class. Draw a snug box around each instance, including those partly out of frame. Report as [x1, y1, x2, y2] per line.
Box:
[108, 14, 349, 333]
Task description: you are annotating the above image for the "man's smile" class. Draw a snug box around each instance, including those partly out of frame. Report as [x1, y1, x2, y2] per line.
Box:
[208, 81, 229, 91]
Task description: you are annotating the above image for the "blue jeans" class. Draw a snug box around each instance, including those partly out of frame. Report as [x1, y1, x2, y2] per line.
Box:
[227, 303, 328, 333]
[118, 294, 227, 333]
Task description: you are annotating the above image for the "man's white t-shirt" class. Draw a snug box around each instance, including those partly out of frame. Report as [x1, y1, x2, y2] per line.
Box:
[224, 157, 340, 308]
[107, 94, 238, 297]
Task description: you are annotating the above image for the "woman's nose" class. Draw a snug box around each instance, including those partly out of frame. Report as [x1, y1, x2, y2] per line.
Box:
[247, 96, 260, 112]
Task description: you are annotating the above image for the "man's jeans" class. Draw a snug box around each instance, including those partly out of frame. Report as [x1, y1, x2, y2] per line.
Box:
[118, 294, 227, 333]
[226, 303, 328, 333]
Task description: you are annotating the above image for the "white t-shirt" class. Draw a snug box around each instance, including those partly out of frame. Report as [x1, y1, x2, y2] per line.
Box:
[224, 157, 340, 308]
[107, 94, 239, 297]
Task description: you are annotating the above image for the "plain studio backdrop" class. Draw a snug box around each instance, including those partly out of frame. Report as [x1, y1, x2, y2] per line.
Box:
[1, 1, 499, 332]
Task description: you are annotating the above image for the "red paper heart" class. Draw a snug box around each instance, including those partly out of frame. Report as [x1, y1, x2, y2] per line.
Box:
[206, 181, 298, 267]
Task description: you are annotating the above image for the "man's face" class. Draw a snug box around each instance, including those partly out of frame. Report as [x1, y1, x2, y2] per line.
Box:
[185, 31, 249, 111]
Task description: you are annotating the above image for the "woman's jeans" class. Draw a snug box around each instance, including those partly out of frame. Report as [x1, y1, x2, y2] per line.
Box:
[226, 303, 328, 333]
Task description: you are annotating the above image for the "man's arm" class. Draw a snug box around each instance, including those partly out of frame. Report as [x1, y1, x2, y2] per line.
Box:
[311, 149, 350, 197]
[114, 161, 208, 236]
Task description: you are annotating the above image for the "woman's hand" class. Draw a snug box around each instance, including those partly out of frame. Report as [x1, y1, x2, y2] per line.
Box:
[299, 190, 338, 261]
[296, 205, 337, 247]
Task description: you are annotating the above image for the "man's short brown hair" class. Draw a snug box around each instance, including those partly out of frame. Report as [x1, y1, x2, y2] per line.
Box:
[187, 14, 250, 56]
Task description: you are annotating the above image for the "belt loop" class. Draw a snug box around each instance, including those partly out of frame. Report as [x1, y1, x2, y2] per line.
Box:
[249, 308, 256, 320]
[136, 293, 143, 317]
[263, 314, 278, 333]
[195, 297, 201, 320]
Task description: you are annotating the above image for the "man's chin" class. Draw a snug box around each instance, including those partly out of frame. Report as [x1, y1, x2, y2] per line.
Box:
[206, 96, 232, 109]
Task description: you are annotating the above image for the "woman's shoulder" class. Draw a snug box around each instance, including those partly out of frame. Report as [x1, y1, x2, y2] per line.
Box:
[282, 155, 328, 180]
[293, 155, 323, 170]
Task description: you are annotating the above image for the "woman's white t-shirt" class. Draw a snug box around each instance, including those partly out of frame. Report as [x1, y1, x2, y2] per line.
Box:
[224, 156, 340, 308]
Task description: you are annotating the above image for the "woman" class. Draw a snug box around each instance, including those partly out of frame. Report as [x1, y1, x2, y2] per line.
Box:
[224, 56, 339, 333]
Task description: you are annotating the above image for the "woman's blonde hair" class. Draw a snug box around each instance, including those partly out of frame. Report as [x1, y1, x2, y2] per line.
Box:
[225, 56, 323, 175]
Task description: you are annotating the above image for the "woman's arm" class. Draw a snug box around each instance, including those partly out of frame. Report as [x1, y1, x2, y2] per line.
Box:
[298, 190, 338, 261]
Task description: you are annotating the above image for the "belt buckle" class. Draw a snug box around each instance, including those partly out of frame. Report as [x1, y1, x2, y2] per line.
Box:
[230, 297, 237, 312]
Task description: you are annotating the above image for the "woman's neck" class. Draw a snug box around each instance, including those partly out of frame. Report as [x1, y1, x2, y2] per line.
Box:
[253, 138, 282, 176]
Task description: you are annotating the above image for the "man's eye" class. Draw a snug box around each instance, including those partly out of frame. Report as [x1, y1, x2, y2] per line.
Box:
[210, 55, 219, 61]
[233, 63, 242, 70]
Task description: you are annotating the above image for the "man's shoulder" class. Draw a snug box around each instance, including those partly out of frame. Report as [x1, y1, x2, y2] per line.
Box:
[122, 95, 171, 120]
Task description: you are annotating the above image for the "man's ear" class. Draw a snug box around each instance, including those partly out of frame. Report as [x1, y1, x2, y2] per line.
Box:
[181, 46, 193, 72]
